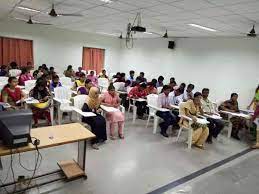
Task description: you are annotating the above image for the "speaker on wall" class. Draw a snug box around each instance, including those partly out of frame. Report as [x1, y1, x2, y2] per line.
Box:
[168, 41, 175, 49]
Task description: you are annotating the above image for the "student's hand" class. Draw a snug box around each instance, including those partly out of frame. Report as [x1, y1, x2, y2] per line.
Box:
[96, 109, 102, 114]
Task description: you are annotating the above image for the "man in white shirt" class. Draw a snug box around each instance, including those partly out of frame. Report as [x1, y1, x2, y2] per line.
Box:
[183, 84, 194, 101]
[201, 88, 224, 144]
[156, 85, 177, 137]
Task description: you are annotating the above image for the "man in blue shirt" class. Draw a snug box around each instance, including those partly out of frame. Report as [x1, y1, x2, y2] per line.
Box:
[127, 70, 135, 85]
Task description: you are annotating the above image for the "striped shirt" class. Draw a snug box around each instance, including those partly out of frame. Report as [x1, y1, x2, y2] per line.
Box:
[158, 93, 170, 108]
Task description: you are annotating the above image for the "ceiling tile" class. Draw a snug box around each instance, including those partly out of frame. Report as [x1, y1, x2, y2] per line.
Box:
[171, 0, 216, 11]
[207, 0, 257, 6]
[194, 7, 233, 17]
[224, 1, 259, 14]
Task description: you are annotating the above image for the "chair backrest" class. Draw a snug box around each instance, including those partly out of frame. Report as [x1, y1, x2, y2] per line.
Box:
[73, 95, 87, 110]
[54, 86, 72, 100]
[113, 82, 125, 91]
[157, 87, 163, 94]
[9, 69, 21, 77]
[25, 80, 36, 92]
[0, 77, 8, 85]
[88, 70, 96, 76]
[147, 94, 159, 115]
[98, 78, 109, 88]
[60, 77, 72, 87]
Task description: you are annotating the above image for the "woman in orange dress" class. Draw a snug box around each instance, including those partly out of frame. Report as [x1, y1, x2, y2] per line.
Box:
[101, 83, 125, 139]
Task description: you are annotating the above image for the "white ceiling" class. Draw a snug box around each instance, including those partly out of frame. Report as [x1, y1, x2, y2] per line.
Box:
[1, 0, 259, 38]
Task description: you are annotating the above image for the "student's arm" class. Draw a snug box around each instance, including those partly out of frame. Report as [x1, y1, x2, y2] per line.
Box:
[1, 90, 8, 103]
[247, 97, 255, 109]
[185, 108, 197, 122]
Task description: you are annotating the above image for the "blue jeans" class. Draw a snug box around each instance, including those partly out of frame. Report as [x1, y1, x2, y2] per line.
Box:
[156, 111, 177, 133]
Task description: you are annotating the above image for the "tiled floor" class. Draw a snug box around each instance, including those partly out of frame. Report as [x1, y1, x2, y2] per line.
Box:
[0, 115, 253, 194]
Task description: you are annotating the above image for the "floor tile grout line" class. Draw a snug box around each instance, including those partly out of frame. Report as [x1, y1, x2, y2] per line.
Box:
[147, 148, 253, 194]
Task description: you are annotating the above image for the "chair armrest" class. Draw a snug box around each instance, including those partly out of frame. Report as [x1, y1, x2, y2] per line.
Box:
[179, 114, 193, 121]
[53, 98, 71, 104]
[147, 104, 160, 111]
[170, 104, 179, 109]
[198, 115, 206, 119]
[72, 107, 96, 117]
[120, 105, 125, 113]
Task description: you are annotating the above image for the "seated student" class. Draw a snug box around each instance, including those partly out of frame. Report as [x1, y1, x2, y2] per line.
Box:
[77, 79, 93, 95]
[118, 80, 131, 110]
[169, 87, 184, 106]
[156, 85, 177, 137]
[101, 84, 125, 139]
[247, 85, 259, 111]
[179, 92, 209, 149]
[115, 73, 126, 83]
[37, 66, 44, 78]
[1, 77, 25, 109]
[75, 67, 83, 77]
[136, 72, 147, 84]
[41, 73, 51, 88]
[82, 87, 107, 150]
[156, 76, 164, 87]
[73, 72, 86, 90]
[128, 83, 148, 119]
[146, 79, 158, 94]
[29, 79, 52, 127]
[9, 61, 19, 70]
[49, 67, 55, 78]
[99, 69, 108, 78]
[127, 70, 135, 85]
[183, 84, 195, 101]
[18, 67, 34, 86]
[201, 88, 224, 144]
[169, 77, 177, 91]
[219, 93, 247, 140]
[50, 75, 62, 92]
[87, 70, 98, 86]
[113, 72, 121, 79]
[64, 65, 75, 78]
[33, 70, 39, 79]
[0, 65, 8, 76]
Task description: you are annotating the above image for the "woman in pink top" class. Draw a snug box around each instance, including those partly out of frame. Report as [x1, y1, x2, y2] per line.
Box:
[18, 67, 34, 86]
[101, 83, 125, 139]
[87, 70, 98, 87]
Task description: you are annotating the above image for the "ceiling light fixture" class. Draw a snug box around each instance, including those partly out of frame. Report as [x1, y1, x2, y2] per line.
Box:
[188, 23, 217, 32]
[17, 6, 41, 13]
[144, 32, 153, 35]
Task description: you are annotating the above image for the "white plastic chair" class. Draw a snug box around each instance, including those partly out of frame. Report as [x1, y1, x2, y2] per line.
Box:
[157, 87, 163, 94]
[127, 87, 138, 123]
[9, 69, 21, 77]
[24, 80, 36, 95]
[73, 95, 87, 121]
[0, 77, 8, 84]
[60, 77, 73, 88]
[98, 78, 109, 93]
[146, 94, 160, 133]
[53, 87, 73, 125]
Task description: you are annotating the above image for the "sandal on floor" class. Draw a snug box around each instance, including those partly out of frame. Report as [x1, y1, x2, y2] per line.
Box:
[110, 135, 116, 140]
[251, 143, 259, 149]
[194, 144, 205, 150]
[119, 134, 125, 139]
[91, 144, 99, 150]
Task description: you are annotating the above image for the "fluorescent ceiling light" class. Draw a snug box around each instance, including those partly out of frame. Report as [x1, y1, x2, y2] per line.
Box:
[188, 24, 217, 32]
[17, 6, 40, 13]
[97, 32, 117, 36]
[100, 0, 113, 3]
[144, 32, 153, 35]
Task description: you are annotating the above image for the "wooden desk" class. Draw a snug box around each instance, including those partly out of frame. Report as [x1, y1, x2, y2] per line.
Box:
[0, 123, 95, 193]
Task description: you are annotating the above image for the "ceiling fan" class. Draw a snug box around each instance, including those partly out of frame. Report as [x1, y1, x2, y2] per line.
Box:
[247, 25, 257, 37]
[13, 16, 52, 25]
[48, 4, 83, 17]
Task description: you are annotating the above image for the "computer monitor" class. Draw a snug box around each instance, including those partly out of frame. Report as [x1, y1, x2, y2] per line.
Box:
[0, 109, 32, 148]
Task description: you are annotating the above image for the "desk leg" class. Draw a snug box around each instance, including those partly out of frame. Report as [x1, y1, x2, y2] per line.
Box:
[227, 116, 233, 139]
[78, 140, 87, 172]
[50, 106, 54, 126]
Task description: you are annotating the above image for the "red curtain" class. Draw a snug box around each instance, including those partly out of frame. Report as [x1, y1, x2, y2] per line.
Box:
[82, 47, 104, 74]
[0, 37, 34, 67]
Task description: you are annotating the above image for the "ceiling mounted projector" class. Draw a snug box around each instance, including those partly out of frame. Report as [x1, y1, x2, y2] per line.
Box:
[247, 25, 257, 37]
[130, 12, 146, 33]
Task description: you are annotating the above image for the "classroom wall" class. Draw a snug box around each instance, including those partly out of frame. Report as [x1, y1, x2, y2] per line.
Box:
[0, 20, 121, 74]
[118, 38, 259, 108]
